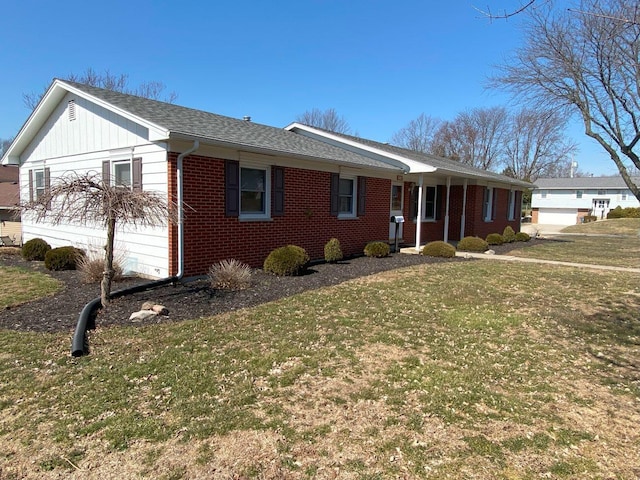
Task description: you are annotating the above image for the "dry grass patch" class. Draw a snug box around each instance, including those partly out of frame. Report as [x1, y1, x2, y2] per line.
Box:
[561, 218, 640, 236]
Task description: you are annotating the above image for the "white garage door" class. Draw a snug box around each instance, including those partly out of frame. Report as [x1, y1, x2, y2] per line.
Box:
[537, 208, 578, 225]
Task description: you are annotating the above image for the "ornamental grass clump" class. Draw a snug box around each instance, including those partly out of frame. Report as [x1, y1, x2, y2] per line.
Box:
[21, 238, 51, 261]
[363, 241, 390, 258]
[208, 259, 252, 290]
[263, 245, 310, 276]
[44, 246, 85, 271]
[502, 226, 516, 243]
[421, 241, 456, 258]
[486, 233, 504, 245]
[515, 231, 531, 242]
[324, 238, 343, 263]
[77, 252, 125, 283]
[457, 236, 489, 252]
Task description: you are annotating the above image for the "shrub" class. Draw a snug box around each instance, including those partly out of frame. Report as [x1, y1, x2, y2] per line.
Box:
[421, 241, 456, 258]
[363, 241, 390, 258]
[607, 206, 640, 219]
[208, 259, 252, 290]
[582, 215, 597, 223]
[44, 246, 85, 271]
[486, 233, 504, 245]
[77, 252, 125, 283]
[457, 236, 489, 252]
[502, 226, 516, 243]
[515, 231, 531, 242]
[22, 238, 51, 261]
[263, 245, 310, 276]
[324, 238, 343, 263]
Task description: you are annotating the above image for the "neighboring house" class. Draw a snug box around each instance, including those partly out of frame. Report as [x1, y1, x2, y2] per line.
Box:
[0, 165, 20, 244]
[1, 79, 531, 278]
[532, 176, 640, 225]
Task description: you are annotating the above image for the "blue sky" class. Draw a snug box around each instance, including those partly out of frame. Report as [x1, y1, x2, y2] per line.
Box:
[0, 0, 618, 175]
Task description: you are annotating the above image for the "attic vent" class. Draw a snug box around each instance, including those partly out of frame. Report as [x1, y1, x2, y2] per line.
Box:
[68, 100, 76, 121]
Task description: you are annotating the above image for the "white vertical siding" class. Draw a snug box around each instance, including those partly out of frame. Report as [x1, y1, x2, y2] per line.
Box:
[19, 94, 171, 279]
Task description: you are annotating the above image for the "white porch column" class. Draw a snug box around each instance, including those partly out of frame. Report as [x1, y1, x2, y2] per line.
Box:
[444, 176, 451, 243]
[460, 179, 468, 240]
[415, 174, 424, 252]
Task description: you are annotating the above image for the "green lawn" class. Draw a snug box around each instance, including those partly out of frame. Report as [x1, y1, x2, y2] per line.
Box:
[1, 258, 639, 479]
[0, 265, 61, 308]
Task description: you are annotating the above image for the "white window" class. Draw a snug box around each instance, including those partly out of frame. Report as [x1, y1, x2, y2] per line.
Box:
[34, 169, 45, 200]
[423, 186, 437, 221]
[483, 187, 493, 221]
[576, 190, 583, 199]
[507, 190, 516, 221]
[540, 190, 547, 199]
[621, 191, 628, 201]
[338, 176, 357, 217]
[240, 165, 270, 219]
[597, 189, 606, 195]
[113, 161, 131, 188]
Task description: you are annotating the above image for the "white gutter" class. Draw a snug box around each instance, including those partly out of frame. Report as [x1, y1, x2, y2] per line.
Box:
[176, 140, 199, 278]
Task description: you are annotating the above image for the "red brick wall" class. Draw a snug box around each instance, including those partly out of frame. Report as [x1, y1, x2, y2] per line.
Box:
[465, 185, 522, 239]
[168, 153, 392, 276]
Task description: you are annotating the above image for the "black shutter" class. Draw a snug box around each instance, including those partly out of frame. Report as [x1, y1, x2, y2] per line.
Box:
[357, 176, 367, 216]
[435, 185, 444, 220]
[492, 188, 498, 220]
[28, 170, 34, 202]
[330, 173, 339, 216]
[409, 185, 417, 220]
[44, 167, 51, 209]
[272, 166, 285, 216]
[102, 160, 110, 185]
[132, 158, 142, 192]
[225, 160, 240, 217]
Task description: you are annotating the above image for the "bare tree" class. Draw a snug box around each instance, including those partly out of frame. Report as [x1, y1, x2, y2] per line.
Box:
[432, 107, 509, 170]
[296, 108, 352, 134]
[502, 108, 577, 181]
[492, 0, 640, 201]
[21, 172, 177, 307]
[23, 68, 178, 110]
[0, 137, 13, 158]
[474, 0, 543, 21]
[390, 114, 442, 153]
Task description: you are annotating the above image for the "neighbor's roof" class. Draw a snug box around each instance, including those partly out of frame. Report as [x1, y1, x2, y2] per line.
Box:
[534, 176, 640, 189]
[286, 123, 533, 188]
[0, 182, 19, 208]
[1, 79, 399, 173]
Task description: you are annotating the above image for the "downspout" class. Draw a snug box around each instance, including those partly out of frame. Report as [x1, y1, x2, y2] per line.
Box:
[460, 179, 468, 240]
[415, 174, 424, 252]
[443, 176, 451, 244]
[71, 140, 200, 357]
[176, 141, 199, 278]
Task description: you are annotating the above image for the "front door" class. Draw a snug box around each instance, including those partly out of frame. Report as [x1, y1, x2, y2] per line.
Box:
[389, 182, 404, 241]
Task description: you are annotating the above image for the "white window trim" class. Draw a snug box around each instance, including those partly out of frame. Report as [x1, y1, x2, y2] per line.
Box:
[239, 162, 271, 220]
[483, 186, 494, 222]
[113, 160, 132, 188]
[576, 190, 583, 199]
[507, 190, 516, 221]
[34, 168, 45, 200]
[338, 174, 357, 219]
[421, 185, 437, 222]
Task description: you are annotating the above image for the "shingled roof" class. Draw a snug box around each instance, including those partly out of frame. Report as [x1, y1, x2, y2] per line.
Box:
[534, 176, 640, 189]
[60, 81, 400, 172]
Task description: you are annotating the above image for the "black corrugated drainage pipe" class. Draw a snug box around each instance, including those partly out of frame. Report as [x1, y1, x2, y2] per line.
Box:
[71, 276, 178, 357]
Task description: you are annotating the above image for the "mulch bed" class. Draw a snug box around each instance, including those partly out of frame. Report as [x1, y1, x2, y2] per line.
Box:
[0, 240, 546, 334]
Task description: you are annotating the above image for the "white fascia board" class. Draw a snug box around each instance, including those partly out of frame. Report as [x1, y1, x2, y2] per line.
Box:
[285, 123, 436, 174]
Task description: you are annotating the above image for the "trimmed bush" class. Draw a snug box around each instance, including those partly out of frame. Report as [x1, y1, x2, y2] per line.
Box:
[582, 215, 597, 223]
[44, 246, 85, 271]
[457, 236, 489, 252]
[421, 241, 456, 258]
[22, 238, 51, 261]
[502, 226, 516, 243]
[324, 238, 343, 263]
[515, 231, 531, 242]
[486, 233, 504, 245]
[263, 245, 310, 276]
[607, 206, 640, 219]
[78, 253, 125, 283]
[208, 259, 252, 290]
[364, 241, 390, 258]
